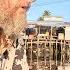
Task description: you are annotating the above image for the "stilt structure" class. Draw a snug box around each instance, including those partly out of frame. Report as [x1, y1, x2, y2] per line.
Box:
[26, 26, 70, 70]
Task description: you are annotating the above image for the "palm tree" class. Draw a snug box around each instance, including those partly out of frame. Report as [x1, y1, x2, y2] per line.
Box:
[43, 10, 51, 16]
[38, 10, 51, 21]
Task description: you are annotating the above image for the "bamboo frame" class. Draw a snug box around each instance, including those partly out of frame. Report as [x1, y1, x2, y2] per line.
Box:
[26, 26, 70, 70]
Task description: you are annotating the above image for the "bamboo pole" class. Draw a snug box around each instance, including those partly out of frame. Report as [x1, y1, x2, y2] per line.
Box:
[56, 40, 58, 67]
[68, 44, 70, 66]
[49, 26, 52, 70]
[44, 41, 46, 66]
[61, 40, 62, 65]
[39, 26, 40, 34]
[37, 37, 39, 70]
[63, 39, 65, 70]
[30, 39, 32, 66]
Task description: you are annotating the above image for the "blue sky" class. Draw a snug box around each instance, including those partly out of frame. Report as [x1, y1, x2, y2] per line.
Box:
[27, 0, 70, 22]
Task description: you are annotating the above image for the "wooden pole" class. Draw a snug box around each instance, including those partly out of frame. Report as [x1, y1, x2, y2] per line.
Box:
[61, 40, 63, 66]
[30, 39, 32, 66]
[44, 41, 46, 66]
[63, 39, 65, 70]
[68, 44, 70, 66]
[49, 26, 52, 70]
[37, 37, 39, 70]
[39, 26, 40, 34]
[56, 40, 58, 67]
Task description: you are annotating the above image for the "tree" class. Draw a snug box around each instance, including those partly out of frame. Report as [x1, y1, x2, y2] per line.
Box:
[38, 16, 44, 21]
[38, 10, 51, 21]
[43, 10, 51, 16]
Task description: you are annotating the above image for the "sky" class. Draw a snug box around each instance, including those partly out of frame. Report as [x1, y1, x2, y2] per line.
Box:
[27, 0, 70, 22]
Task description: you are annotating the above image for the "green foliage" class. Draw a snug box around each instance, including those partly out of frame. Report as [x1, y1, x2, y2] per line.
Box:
[43, 10, 51, 16]
[38, 10, 51, 21]
[38, 16, 44, 21]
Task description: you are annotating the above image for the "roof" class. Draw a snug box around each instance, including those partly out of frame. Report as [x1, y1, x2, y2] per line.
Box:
[27, 20, 70, 27]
